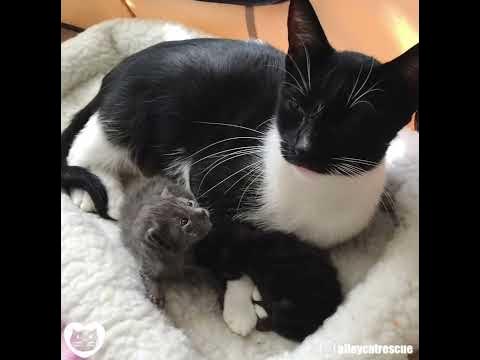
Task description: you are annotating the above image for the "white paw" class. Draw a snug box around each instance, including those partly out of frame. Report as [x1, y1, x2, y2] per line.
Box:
[98, 172, 124, 220]
[254, 304, 268, 319]
[71, 189, 95, 213]
[223, 275, 257, 337]
[252, 286, 262, 301]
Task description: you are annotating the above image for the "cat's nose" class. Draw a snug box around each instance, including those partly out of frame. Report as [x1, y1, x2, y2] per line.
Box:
[294, 134, 310, 156]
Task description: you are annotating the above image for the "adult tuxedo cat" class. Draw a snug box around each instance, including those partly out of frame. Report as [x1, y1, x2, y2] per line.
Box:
[62, 0, 417, 250]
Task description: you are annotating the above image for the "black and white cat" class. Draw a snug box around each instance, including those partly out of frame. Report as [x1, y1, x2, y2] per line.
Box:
[61, 0, 417, 335]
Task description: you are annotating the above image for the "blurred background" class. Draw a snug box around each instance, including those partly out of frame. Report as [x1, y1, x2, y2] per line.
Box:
[61, 0, 418, 62]
[62, 0, 418, 129]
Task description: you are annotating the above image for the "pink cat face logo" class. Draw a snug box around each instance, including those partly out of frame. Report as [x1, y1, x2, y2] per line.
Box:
[63, 322, 105, 358]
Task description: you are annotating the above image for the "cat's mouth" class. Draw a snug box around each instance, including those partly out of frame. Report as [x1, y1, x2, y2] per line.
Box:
[282, 152, 330, 176]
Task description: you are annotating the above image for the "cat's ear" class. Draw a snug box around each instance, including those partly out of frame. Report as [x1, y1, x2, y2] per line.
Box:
[160, 187, 171, 198]
[287, 0, 333, 60]
[382, 43, 418, 114]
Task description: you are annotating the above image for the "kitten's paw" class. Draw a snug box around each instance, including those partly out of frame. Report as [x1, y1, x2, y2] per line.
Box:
[71, 189, 95, 213]
[223, 276, 257, 337]
[147, 293, 165, 309]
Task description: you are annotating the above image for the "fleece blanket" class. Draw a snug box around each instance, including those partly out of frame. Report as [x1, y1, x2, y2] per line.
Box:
[61, 19, 419, 360]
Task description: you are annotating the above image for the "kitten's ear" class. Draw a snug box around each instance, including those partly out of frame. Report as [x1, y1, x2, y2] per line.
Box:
[383, 43, 419, 113]
[287, 0, 333, 60]
[160, 187, 171, 198]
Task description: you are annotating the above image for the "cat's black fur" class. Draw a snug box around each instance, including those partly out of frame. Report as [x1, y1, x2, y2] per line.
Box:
[195, 220, 343, 341]
[60, 0, 417, 221]
[120, 176, 212, 307]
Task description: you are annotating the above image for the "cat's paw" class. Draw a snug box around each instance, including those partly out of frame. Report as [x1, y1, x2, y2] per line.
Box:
[71, 189, 95, 213]
[252, 286, 262, 302]
[223, 275, 257, 337]
[147, 292, 165, 309]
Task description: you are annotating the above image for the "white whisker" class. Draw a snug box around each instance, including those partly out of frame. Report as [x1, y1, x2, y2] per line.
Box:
[302, 43, 312, 91]
[190, 146, 262, 168]
[346, 63, 363, 106]
[192, 121, 266, 136]
[224, 163, 262, 195]
[350, 100, 376, 111]
[236, 171, 263, 212]
[333, 157, 378, 166]
[265, 65, 306, 95]
[198, 160, 263, 199]
[351, 58, 375, 102]
[256, 116, 275, 129]
[197, 150, 260, 193]
[186, 136, 262, 160]
[286, 54, 309, 94]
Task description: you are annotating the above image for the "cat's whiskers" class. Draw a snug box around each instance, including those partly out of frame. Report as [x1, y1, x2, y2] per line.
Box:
[256, 116, 275, 129]
[350, 80, 384, 109]
[224, 156, 263, 195]
[350, 100, 376, 111]
[382, 189, 396, 213]
[236, 170, 264, 212]
[197, 150, 261, 194]
[265, 65, 306, 96]
[346, 63, 364, 106]
[287, 53, 309, 94]
[301, 43, 312, 91]
[198, 159, 264, 199]
[333, 156, 378, 166]
[199, 147, 259, 170]
[350, 58, 375, 104]
[190, 146, 262, 168]
[185, 136, 262, 161]
[311, 104, 325, 118]
[340, 163, 367, 177]
[199, 148, 260, 176]
[282, 81, 306, 96]
[192, 121, 266, 136]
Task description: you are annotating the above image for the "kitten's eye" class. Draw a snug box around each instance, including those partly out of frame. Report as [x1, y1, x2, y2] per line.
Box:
[180, 218, 189, 226]
[187, 200, 195, 207]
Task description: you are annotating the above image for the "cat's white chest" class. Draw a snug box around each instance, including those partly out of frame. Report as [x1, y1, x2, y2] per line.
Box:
[244, 128, 386, 248]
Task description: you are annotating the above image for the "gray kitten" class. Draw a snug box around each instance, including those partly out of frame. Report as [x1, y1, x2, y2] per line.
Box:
[120, 176, 212, 307]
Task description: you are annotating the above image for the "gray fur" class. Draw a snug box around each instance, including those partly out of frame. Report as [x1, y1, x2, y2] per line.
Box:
[120, 175, 212, 307]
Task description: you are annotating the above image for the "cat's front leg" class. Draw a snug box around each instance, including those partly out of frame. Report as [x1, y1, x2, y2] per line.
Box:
[140, 271, 166, 309]
[222, 275, 258, 336]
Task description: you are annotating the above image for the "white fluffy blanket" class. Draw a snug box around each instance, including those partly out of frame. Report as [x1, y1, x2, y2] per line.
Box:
[61, 19, 418, 360]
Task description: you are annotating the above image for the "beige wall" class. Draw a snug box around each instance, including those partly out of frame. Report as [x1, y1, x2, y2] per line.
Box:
[62, 0, 418, 128]
[62, 0, 418, 62]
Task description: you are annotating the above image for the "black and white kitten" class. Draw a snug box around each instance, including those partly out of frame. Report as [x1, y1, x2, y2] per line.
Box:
[195, 220, 343, 341]
[120, 175, 212, 307]
[61, 0, 417, 335]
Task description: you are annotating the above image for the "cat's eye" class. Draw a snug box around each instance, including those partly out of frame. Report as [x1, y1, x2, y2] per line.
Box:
[288, 99, 301, 111]
[180, 218, 189, 226]
[187, 200, 195, 207]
